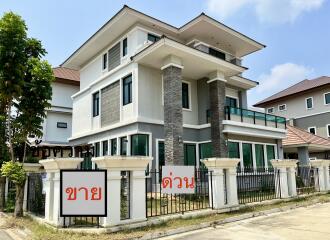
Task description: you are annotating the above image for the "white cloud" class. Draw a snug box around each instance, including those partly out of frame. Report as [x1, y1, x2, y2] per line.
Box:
[255, 63, 314, 93]
[206, 0, 324, 24]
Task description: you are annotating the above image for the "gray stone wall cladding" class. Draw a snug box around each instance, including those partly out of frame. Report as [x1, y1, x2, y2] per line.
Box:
[162, 66, 184, 166]
[108, 42, 121, 71]
[101, 80, 120, 127]
[209, 80, 228, 158]
[294, 112, 330, 139]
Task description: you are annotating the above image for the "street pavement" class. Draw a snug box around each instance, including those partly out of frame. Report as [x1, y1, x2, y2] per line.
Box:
[0, 214, 14, 240]
[160, 202, 330, 240]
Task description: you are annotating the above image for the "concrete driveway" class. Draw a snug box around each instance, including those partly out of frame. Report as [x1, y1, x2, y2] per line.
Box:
[161, 203, 330, 240]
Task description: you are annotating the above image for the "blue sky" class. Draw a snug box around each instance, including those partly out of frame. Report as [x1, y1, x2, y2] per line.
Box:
[1, 0, 329, 106]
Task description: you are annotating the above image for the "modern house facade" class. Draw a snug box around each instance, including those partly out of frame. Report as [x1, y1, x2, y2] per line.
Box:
[29, 67, 80, 158]
[62, 6, 287, 171]
[254, 76, 330, 161]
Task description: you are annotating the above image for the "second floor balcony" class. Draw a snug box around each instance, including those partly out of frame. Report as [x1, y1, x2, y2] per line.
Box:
[223, 106, 287, 140]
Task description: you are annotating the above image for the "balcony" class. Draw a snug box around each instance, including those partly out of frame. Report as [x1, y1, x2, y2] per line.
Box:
[223, 106, 287, 139]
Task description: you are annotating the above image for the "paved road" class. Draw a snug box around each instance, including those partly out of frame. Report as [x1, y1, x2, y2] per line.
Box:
[161, 203, 330, 240]
[0, 230, 13, 240]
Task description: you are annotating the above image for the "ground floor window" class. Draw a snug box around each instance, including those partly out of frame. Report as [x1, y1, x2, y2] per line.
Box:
[158, 141, 165, 168]
[199, 142, 212, 168]
[111, 138, 117, 155]
[242, 143, 253, 168]
[255, 144, 265, 168]
[228, 141, 240, 158]
[131, 134, 149, 156]
[94, 142, 100, 157]
[184, 144, 196, 166]
[266, 145, 275, 167]
[102, 140, 108, 156]
[120, 137, 127, 156]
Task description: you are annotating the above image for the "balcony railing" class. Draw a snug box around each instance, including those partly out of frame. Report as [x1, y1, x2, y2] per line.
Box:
[225, 106, 286, 129]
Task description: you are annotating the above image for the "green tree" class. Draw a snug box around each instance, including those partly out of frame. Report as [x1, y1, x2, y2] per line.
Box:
[0, 12, 54, 217]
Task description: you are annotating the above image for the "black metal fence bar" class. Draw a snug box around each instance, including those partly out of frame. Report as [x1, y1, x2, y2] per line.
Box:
[237, 167, 280, 204]
[63, 216, 100, 228]
[296, 166, 319, 195]
[146, 169, 212, 218]
[26, 173, 45, 217]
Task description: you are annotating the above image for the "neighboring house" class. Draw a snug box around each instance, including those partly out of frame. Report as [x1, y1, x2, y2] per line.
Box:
[283, 125, 330, 164]
[61, 5, 286, 171]
[254, 76, 330, 161]
[29, 67, 80, 158]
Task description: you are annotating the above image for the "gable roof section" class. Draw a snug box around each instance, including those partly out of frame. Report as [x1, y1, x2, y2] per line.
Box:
[254, 76, 330, 107]
[53, 67, 80, 86]
[283, 125, 330, 148]
[61, 5, 264, 69]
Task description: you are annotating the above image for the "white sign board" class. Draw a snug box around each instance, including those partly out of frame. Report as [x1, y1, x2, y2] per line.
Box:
[60, 170, 107, 216]
[161, 166, 195, 194]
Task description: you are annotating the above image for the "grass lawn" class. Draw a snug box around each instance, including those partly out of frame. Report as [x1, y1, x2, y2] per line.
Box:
[2, 193, 330, 240]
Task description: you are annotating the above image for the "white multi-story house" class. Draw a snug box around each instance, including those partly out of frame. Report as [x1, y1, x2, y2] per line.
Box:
[61, 5, 286, 171]
[31, 67, 79, 158]
[254, 76, 330, 162]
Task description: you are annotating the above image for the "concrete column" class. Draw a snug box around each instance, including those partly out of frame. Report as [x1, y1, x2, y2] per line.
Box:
[271, 160, 298, 198]
[92, 156, 152, 227]
[276, 140, 284, 160]
[310, 160, 330, 192]
[23, 176, 29, 212]
[298, 147, 310, 166]
[162, 60, 184, 166]
[131, 170, 147, 221]
[208, 71, 227, 158]
[202, 158, 240, 208]
[39, 158, 83, 227]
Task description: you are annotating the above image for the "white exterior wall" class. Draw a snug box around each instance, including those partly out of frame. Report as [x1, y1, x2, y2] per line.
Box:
[44, 112, 73, 143]
[51, 82, 79, 108]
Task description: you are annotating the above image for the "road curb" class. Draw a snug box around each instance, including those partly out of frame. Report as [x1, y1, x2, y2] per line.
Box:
[139, 200, 326, 240]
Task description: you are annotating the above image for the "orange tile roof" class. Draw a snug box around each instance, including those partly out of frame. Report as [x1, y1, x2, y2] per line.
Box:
[283, 125, 330, 147]
[53, 67, 80, 82]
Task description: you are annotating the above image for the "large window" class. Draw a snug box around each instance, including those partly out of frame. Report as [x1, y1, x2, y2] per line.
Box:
[306, 97, 313, 109]
[325, 92, 330, 105]
[120, 137, 127, 156]
[92, 92, 99, 117]
[158, 141, 165, 168]
[184, 144, 196, 166]
[94, 142, 100, 157]
[148, 33, 160, 43]
[182, 82, 190, 109]
[242, 143, 253, 168]
[228, 142, 240, 158]
[209, 47, 225, 60]
[255, 144, 265, 168]
[123, 75, 132, 105]
[102, 140, 108, 156]
[226, 97, 238, 108]
[266, 145, 275, 168]
[199, 143, 213, 159]
[111, 138, 117, 155]
[122, 38, 127, 57]
[131, 134, 149, 156]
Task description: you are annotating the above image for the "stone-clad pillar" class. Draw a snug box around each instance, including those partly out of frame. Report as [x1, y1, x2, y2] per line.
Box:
[162, 57, 184, 166]
[208, 71, 228, 158]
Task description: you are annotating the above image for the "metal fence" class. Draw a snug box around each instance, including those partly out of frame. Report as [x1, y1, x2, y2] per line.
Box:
[146, 168, 213, 217]
[296, 166, 319, 195]
[27, 173, 46, 217]
[237, 167, 281, 204]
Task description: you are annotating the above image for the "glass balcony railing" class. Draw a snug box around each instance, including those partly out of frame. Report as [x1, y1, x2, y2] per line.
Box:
[224, 106, 286, 129]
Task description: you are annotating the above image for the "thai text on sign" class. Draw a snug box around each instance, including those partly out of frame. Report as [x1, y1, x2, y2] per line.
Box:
[60, 170, 107, 216]
[161, 166, 195, 194]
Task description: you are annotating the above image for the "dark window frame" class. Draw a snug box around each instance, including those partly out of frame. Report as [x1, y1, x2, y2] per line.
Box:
[111, 138, 117, 156]
[325, 92, 330, 105]
[182, 82, 190, 109]
[209, 47, 226, 60]
[308, 127, 316, 135]
[92, 92, 100, 117]
[120, 136, 128, 156]
[131, 134, 149, 156]
[57, 122, 67, 128]
[306, 97, 313, 109]
[102, 53, 108, 70]
[147, 33, 160, 43]
[102, 140, 108, 156]
[123, 74, 132, 105]
[225, 96, 238, 108]
[122, 38, 127, 57]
